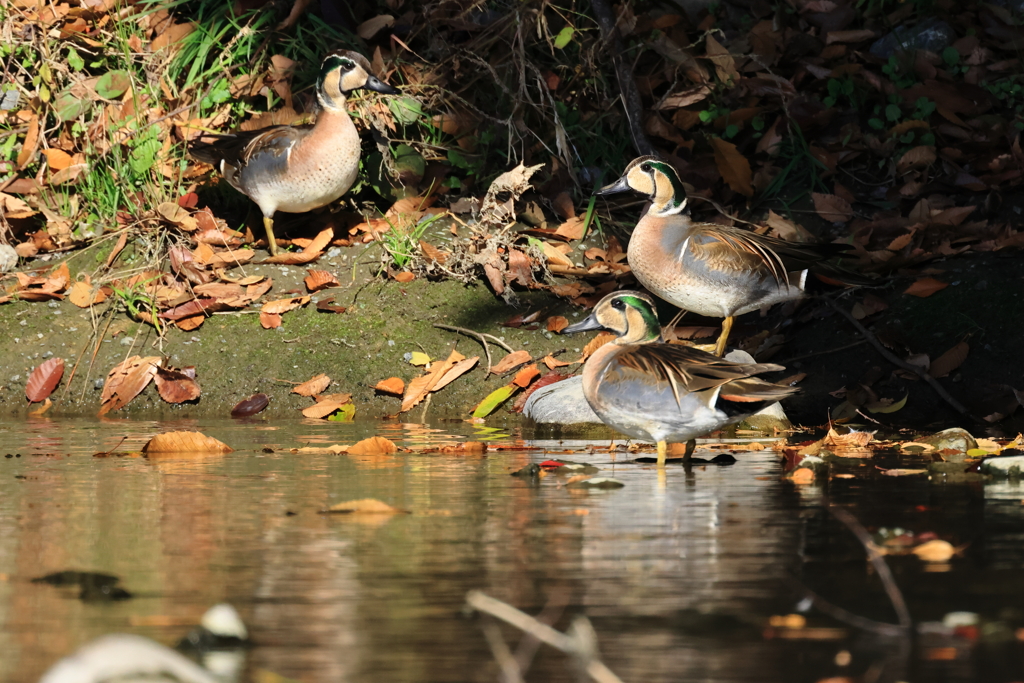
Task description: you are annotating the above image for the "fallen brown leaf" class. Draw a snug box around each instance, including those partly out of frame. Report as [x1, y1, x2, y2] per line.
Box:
[325, 497, 406, 514]
[488, 350, 530, 375]
[304, 269, 339, 292]
[929, 342, 969, 378]
[154, 366, 201, 404]
[293, 373, 331, 396]
[26, 357, 64, 403]
[546, 316, 568, 333]
[100, 356, 160, 415]
[709, 137, 753, 197]
[511, 363, 540, 388]
[904, 277, 948, 298]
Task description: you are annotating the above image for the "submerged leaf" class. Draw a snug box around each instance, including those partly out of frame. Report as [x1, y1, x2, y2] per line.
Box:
[142, 431, 233, 454]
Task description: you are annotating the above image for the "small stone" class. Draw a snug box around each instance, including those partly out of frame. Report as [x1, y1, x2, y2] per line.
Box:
[93, 379, 104, 390]
[119, 337, 134, 346]
[0, 244, 17, 273]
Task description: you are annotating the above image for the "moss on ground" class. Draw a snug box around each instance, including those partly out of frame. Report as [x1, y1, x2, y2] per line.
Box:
[0, 261, 583, 421]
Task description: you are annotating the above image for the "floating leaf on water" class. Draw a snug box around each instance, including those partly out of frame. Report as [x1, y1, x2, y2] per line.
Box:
[326, 403, 356, 422]
[231, 393, 269, 417]
[878, 467, 928, 476]
[566, 477, 625, 489]
[912, 539, 956, 562]
[26, 357, 64, 403]
[348, 436, 398, 455]
[142, 431, 233, 454]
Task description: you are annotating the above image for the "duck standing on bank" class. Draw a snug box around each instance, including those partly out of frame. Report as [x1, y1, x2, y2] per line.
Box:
[562, 291, 799, 467]
[189, 51, 400, 256]
[596, 156, 867, 356]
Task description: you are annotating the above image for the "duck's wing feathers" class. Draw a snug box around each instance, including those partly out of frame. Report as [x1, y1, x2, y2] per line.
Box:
[189, 124, 312, 170]
[613, 343, 790, 407]
[688, 223, 856, 285]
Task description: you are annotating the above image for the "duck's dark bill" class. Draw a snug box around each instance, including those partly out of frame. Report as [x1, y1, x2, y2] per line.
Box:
[365, 76, 401, 95]
[594, 175, 631, 196]
[562, 314, 604, 334]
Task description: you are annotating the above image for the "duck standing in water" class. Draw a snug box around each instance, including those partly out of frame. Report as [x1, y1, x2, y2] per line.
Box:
[596, 156, 867, 356]
[562, 291, 799, 467]
[190, 51, 400, 255]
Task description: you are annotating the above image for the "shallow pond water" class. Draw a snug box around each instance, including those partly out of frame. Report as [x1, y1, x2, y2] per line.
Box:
[0, 417, 1022, 683]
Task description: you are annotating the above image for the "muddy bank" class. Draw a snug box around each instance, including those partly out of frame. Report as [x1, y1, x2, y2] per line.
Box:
[0, 250, 1020, 431]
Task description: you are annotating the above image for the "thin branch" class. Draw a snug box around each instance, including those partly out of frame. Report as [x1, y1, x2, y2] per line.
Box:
[827, 503, 912, 630]
[466, 591, 624, 683]
[434, 324, 515, 373]
[824, 298, 970, 416]
[480, 618, 524, 683]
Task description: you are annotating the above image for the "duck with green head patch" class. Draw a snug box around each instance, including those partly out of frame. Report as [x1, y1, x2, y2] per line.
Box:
[563, 291, 799, 467]
[598, 156, 869, 356]
[190, 51, 400, 255]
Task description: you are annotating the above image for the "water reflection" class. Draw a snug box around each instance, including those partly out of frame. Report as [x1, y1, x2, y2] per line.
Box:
[0, 419, 1021, 682]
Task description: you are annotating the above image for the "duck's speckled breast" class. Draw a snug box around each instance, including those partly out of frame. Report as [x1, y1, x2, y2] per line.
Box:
[628, 218, 805, 317]
[241, 109, 361, 216]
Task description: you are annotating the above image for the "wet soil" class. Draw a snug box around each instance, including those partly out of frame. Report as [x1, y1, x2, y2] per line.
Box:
[0, 248, 1021, 432]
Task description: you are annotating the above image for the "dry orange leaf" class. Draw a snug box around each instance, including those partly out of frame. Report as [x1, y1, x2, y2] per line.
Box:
[293, 373, 331, 396]
[68, 281, 108, 308]
[511, 363, 540, 388]
[261, 296, 310, 315]
[929, 342, 969, 378]
[42, 148, 73, 171]
[546, 316, 569, 333]
[304, 269, 339, 292]
[432, 356, 480, 392]
[348, 436, 398, 455]
[264, 226, 333, 264]
[394, 271, 415, 283]
[16, 114, 39, 170]
[542, 354, 574, 369]
[578, 332, 616, 362]
[142, 431, 233, 454]
[709, 137, 753, 197]
[259, 312, 282, 329]
[154, 366, 201, 404]
[301, 394, 352, 419]
[490, 349, 531, 374]
[375, 377, 405, 395]
[401, 349, 464, 412]
[555, 216, 585, 240]
[99, 356, 160, 415]
[904, 277, 948, 298]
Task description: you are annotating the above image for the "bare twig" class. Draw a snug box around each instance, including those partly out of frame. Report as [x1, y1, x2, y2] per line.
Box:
[433, 324, 514, 373]
[824, 298, 970, 416]
[480, 618, 524, 683]
[466, 591, 624, 683]
[790, 579, 906, 637]
[826, 503, 912, 630]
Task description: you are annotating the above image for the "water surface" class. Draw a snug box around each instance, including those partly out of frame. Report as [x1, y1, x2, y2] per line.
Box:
[0, 418, 1021, 682]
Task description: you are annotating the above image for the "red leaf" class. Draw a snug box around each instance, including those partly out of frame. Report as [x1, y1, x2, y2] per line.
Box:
[904, 277, 948, 298]
[26, 357, 64, 403]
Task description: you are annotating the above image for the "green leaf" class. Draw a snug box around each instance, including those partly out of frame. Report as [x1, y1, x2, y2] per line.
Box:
[885, 103, 902, 122]
[868, 118, 885, 130]
[388, 96, 423, 125]
[54, 91, 87, 122]
[393, 143, 424, 178]
[472, 385, 516, 418]
[867, 392, 908, 414]
[67, 48, 84, 72]
[326, 403, 356, 422]
[129, 137, 160, 175]
[724, 124, 739, 139]
[942, 46, 960, 67]
[447, 148, 470, 170]
[553, 26, 574, 49]
[96, 70, 132, 100]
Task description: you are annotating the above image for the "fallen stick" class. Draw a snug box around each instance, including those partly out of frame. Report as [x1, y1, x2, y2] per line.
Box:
[825, 298, 970, 416]
[466, 591, 624, 683]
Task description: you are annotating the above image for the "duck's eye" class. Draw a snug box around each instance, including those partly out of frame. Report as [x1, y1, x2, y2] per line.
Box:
[611, 299, 625, 310]
[339, 59, 355, 70]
